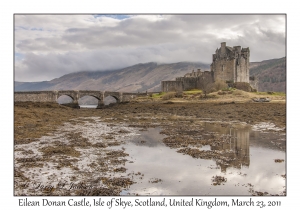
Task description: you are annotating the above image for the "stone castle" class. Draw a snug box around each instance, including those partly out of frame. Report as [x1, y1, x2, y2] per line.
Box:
[161, 42, 257, 92]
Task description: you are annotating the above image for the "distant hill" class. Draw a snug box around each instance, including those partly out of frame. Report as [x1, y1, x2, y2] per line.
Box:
[250, 57, 286, 92]
[14, 62, 210, 92]
[15, 58, 286, 93]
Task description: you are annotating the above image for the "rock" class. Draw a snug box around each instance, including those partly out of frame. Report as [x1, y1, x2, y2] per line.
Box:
[252, 97, 271, 102]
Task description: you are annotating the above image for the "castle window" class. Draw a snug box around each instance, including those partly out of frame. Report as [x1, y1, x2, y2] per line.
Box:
[222, 65, 225, 71]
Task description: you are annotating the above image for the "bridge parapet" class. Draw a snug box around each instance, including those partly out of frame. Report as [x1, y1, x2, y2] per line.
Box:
[14, 90, 142, 107]
[78, 90, 103, 101]
[14, 91, 57, 102]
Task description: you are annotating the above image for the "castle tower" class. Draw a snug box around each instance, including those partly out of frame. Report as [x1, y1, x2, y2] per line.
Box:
[220, 42, 226, 57]
[210, 42, 250, 83]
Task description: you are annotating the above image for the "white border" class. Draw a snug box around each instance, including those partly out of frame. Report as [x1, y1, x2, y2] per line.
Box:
[2, 0, 296, 209]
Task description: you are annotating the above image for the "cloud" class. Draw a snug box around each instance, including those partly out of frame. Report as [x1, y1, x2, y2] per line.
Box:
[14, 14, 286, 82]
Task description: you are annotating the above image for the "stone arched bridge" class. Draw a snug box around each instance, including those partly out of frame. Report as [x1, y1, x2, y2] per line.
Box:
[14, 90, 145, 108]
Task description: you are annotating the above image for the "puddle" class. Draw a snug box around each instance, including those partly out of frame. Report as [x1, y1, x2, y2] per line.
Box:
[199, 145, 211, 151]
[79, 105, 98, 108]
[120, 126, 286, 196]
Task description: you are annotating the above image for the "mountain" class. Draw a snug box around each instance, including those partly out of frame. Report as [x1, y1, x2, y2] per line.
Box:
[14, 58, 286, 93]
[250, 57, 286, 92]
[14, 62, 210, 92]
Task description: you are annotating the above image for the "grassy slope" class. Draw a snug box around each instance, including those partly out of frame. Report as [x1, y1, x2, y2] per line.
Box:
[142, 89, 286, 104]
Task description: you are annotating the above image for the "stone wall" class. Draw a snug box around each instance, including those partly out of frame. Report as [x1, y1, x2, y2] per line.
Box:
[161, 71, 214, 92]
[14, 91, 57, 102]
[175, 77, 198, 90]
[236, 56, 249, 83]
[212, 59, 235, 82]
[122, 93, 140, 102]
[175, 71, 214, 91]
[197, 72, 214, 90]
[161, 81, 183, 92]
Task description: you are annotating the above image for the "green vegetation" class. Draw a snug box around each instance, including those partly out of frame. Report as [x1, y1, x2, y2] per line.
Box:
[162, 92, 176, 100]
[151, 92, 166, 98]
[149, 86, 286, 102]
[183, 89, 202, 94]
[255, 92, 286, 96]
[151, 89, 203, 100]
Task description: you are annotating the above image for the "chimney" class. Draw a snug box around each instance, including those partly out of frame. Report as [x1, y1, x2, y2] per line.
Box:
[221, 42, 226, 55]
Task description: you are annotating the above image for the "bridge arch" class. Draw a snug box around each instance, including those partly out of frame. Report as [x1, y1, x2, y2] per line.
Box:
[103, 92, 122, 103]
[105, 95, 120, 103]
[78, 95, 101, 107]
[77, 91, 104, 108]
[103, 95, 118, 105]
[57, 91, 78, 102]
[57, 94, 75, 104]
[78, 94, 101, 101]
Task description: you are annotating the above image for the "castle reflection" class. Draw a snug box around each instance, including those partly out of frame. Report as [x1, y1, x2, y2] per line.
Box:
[204, 123, 250, 172]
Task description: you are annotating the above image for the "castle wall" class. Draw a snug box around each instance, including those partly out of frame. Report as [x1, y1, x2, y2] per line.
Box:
[176, 77, 198, 90]
[236, 56, 249, 83]
[161, 81, 183, 92]
[196, 72, 214, 89]
[213, 59, 236, 82]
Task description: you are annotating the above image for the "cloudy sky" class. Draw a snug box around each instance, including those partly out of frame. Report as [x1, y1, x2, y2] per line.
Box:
[14, 14, 286, 82]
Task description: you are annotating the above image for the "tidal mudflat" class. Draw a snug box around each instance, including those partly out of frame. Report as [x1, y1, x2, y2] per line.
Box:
[14, 102, 286, 196]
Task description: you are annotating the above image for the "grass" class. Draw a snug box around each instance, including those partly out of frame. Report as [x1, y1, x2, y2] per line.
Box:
[232, 90, 245, 96]
[151, 92, 166, 98]
[183, 89, 202, 95]
[151, 90, 203, 98]
[151, 89, 286, 102]
[162, 92, 176, 100]
[255, 92, 286, 96]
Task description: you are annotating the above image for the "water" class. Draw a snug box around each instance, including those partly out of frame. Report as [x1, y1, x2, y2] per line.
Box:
[79, 105, 98, 108]
[119, 125, 286, 196]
